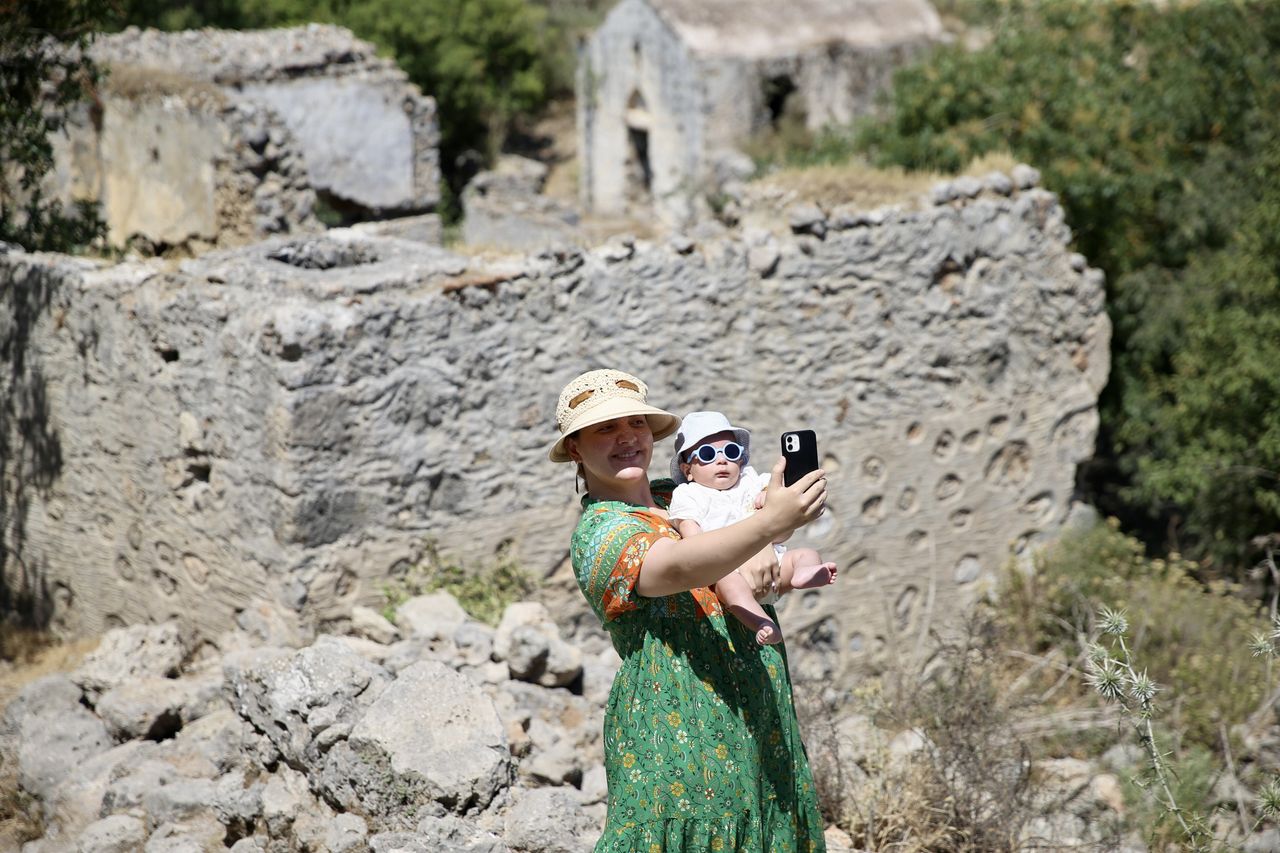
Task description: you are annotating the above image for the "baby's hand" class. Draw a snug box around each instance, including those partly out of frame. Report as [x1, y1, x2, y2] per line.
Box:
[754, 491, 766, 511]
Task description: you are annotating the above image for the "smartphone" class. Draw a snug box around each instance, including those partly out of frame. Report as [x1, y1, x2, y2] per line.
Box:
[781, 430, 820, 487]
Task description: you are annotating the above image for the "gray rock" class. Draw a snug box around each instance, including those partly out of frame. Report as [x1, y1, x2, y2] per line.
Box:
[952, 175, 983, 199]
[334, 634, 394, 664]
[228, 840, 266, 853]
[235, 600, 309, 649]
[351, 606, 401, 644]
[95, 675, 222, 740]
[260, 764, 320, 838]
[415, 814, 508, 853]
[223, 637, 390, 767]
[76, 814, 147, 853]
[162, 708, 256, 778]
[101, 759, 178, 816]
[369, 834, 432, 853]
[666, 234, 695, 255]
[142, 815, 224, 853]
[317, 661, 511, 829]
[1101, 742, 1143, 773]
[46, 741, 151, 838]
[1012, 162, 1042, 189]
[492, 602, 582, 689]
[323, 812, 370, 853]
[6, 676, 113, 803]
[747, 242, 781, 277]
[983, 171, 1014, 195]
[72, 624, 185, 698]
[503, 787, 597, 853]
[579, 764, 607, 806]
[453, 622, 496, 667]
[142, 778, 217, 830]
[395, 592, 468, 642]
[1245, 828, 1280, 853]
[787, 203, 826, 237]
[930, 181, 957, 205]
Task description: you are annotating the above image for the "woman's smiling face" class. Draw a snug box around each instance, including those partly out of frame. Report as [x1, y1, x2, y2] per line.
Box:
[566, 415, 654, 487]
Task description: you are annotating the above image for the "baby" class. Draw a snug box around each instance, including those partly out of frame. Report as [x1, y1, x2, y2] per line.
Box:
[667, 411, 837, 644]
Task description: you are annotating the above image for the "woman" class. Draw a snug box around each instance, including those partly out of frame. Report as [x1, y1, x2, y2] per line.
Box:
[550, 369, 829, 853]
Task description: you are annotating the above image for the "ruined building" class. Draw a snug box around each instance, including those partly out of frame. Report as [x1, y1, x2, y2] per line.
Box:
[47, 26, 440, 253]
[577, 0, 943, 225]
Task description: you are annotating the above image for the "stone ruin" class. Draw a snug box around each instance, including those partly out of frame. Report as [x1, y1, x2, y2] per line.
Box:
[0, 164, 1109, 682]
[46, 25, 441, 253]
[578, 0, 943, 224]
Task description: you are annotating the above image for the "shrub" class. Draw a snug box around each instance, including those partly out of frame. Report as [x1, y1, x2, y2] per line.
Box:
[381, 539, 537, 626]
[1001, 520, 1266, 751]
[797, 616, 1036, 852]
[854, 0, 1280, 569]
[0, 0, 107, 251]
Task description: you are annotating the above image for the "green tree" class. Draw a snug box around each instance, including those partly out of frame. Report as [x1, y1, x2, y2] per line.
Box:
[1119, 141, 1280, 563]
[0, 0, 108, 251]
[856, 0, 1280, 568]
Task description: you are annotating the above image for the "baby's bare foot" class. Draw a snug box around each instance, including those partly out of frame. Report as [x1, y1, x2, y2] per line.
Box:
[792, 560, 837, 589]
[756, 620, 783, 645]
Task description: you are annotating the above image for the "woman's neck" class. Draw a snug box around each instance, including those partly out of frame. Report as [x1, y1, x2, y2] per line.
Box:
[585, 476, 654, 507]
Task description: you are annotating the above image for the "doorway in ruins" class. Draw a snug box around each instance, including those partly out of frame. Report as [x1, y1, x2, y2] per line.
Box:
[624, 90, 653, 206]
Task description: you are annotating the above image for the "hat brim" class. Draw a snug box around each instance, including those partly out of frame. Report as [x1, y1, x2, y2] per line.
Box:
[549, 399, 679, 463]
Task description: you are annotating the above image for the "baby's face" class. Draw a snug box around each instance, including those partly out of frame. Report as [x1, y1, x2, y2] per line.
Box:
[681, 431, 742, 491]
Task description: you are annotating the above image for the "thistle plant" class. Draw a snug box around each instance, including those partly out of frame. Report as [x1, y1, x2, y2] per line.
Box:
[1087, 605, 1280, 849]
[1085, 606, 1211, 847]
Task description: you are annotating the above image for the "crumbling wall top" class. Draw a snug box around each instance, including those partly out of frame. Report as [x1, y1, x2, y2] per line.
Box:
[647, 0, 943, 59]
[91, 24, 400, 85]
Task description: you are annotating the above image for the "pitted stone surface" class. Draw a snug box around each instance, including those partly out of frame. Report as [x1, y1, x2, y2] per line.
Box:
[1, 180, 1106, 676]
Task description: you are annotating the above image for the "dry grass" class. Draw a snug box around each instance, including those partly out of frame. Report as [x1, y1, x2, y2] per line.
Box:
[100, 64, 224, 104]
[0, 628, 98, 713]
[745, 150, 1021, 213]
[797, 616, 1039, 852]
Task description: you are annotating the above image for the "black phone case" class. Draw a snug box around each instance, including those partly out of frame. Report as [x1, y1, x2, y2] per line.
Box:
[781, 430, 819, 487]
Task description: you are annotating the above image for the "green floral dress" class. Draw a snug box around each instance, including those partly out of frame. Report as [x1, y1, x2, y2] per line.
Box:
[570, 479, 826, 853]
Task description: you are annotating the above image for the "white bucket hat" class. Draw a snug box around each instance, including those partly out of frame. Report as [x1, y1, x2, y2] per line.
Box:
[669, 411, 751, 484]
[549, 369, 679, 463]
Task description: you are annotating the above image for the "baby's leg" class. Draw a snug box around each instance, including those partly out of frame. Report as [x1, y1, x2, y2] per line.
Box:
[778, 548, 837, 593]
[715, 571, 782, 645]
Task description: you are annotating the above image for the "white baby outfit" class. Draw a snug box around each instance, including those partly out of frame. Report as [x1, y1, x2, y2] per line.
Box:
[668, 465, 770, 532]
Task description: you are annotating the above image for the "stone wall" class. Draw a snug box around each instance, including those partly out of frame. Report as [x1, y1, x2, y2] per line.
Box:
[46, 25, 440, 251]
[0, 169, 1108, 677]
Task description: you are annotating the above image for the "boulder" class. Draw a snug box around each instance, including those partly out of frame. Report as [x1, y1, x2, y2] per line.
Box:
[492, 602, 582, 688]
[351, 606, 400, 645]
[395, 592, 469, 642]
[95, 674, 223, 740]
[317, 660, 511, 828]
[223, 637, 391, 767]
[77, 814, 147, 853]
[4, 676, 113, 803]
[72, 624, 185, 698]
[502, 787, 597, 853]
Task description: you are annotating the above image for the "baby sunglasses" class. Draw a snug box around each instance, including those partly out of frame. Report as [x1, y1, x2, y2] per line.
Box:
[686, 441, 745, 465]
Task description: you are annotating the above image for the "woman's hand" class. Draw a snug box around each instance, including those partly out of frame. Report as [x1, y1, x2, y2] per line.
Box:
[760, 456, 826, 539]
[736, 545, 780, 598]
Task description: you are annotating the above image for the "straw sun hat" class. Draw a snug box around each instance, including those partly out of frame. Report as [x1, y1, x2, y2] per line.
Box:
[548, 369, 679, 463]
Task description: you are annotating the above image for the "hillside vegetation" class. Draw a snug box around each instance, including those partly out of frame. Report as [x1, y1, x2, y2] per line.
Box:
[848, 0, 1280, 574]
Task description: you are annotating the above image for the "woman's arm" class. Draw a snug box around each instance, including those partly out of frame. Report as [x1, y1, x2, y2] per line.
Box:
[637, 458, 826, 597]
